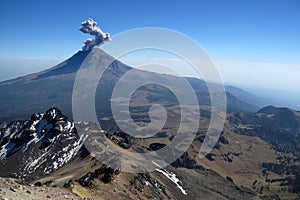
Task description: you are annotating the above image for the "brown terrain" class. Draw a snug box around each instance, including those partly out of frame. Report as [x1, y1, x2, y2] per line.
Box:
[0, 49, 299, 200]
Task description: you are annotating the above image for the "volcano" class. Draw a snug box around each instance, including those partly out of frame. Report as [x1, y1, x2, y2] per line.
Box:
[0, 48, 258, 122]
[1, 48, 300, 199]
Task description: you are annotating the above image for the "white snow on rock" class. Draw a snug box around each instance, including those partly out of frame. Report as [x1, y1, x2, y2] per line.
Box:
[0, 108, 88, 179]
[152, 161, 187, 195]
[47, 134, 87, 172]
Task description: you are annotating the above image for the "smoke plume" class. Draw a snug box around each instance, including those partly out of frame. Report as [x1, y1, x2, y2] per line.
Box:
[80, 18, 111, 51]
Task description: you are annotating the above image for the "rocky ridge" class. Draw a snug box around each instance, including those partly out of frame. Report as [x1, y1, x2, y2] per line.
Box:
[0, 108, 86, 180]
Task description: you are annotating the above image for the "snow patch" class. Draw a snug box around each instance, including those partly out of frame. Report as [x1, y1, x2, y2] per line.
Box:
[30, 118, 42, 131]
[152, 161, 187, 195]
[48, 108, 58, 119]
[3, 127, 12, 138]
[45, 134, 87, 172]
[53, 161, 58, 169]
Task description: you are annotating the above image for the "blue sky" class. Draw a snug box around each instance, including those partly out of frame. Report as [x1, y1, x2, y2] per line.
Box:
[0, 0, 299, 104]
[0, 0, 299, 62]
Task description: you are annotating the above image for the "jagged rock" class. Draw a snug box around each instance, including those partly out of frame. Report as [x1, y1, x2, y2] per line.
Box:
[172, 152, 204, 169]
[78, 165, 120, 188]
[205, 153, 215, 161]
[226, 176, 234, 183]
[64, 180, 74, 189]
[130, 173, 167, 198]
[219, 135, 229, 145]
[34, 182, 42, 187]
[105, 131, 132, 149]
[148, 143, 166, 151]
[0, 108, 86, 180]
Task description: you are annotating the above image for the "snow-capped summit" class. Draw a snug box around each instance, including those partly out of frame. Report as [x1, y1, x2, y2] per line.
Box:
[44, 107, 64, 122]
[0, 108, 85, 180]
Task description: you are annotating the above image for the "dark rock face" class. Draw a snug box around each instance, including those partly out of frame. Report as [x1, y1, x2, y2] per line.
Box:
[130, 173, 167, 200]
[0, 108, 86, 180]
[148, 143, 166, 151]
[105, 131, 133, 149]
[64, 180, 75, 189]
[219, 135, 229, 145]
[78, 165, 120, 188]
[34, 50, 92, 80]
[171, 152, 204, 169]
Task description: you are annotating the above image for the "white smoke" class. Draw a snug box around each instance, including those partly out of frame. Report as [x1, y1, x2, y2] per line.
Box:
[80, 18, 111, 51]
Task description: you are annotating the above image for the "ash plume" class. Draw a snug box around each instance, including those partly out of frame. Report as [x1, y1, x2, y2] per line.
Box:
[80, 18, 111, 51]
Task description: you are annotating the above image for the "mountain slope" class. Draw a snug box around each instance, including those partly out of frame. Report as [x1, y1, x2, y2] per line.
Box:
[0, 108, 260, 200]
[228, 106, 300, 152]
[0, 108, 86, 180]
[225, 85, 267, 108]
[1, 106, 298, 199]
[0, 48, 258, 121]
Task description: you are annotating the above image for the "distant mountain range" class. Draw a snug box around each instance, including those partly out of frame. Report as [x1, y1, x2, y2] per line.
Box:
[0, 48, 299, 199]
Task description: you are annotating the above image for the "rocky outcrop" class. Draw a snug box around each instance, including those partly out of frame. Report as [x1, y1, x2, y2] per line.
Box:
[0, 108, 86, 180]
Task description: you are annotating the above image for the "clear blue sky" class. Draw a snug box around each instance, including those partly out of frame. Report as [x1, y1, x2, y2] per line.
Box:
[0, 0, 299, 62]
[0, 0, 299, 103]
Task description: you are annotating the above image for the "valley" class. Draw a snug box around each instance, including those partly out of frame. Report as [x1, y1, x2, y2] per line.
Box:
[0, 49, 299, 200]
